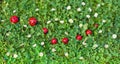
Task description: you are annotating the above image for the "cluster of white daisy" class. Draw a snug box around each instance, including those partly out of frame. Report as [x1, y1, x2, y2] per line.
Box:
[6, 52, 18, 58]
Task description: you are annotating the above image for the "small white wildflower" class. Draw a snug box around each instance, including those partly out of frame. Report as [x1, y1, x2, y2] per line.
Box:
[86, 15, 90, 18]
[104, 44, 109, 48]
[64, 52, 68, 57]
[55, 18, 59, 21]
[60, 20, 64, 24]
[52, 48, 56, 52]
[47, 20, 51, 24]
[27, 34, 31, 38]
[41, 42, 44, 46]
[13, 54, 18, 58]
[79, 24, 83, 28]
[88, 8, 92, 12]
[101, 3, 105, 5]
[79, 56, 84, 60]
[51, 8, 56, 11]
[13, 10, 16, 13]
[97, 4, 101, 7]
[66, 6, 71, 10]
[1, 20, 5, 22]
[65, 32, 68, 35]
[39, 52, 43, 57]
[98, 30, 102, 33]
[102, 19, 106, 23]
[33, 44, 37, 47]
[6, 32, 11, 36]
[81, 2, 86, 6]
[35, 8, 39, 11]
[69, 19, 73, 23]
[112, 34, 117, 39]
[23, 25, 27, 28]
[94, 13, 98, 17]
[6, 52, 10, 56]
[77, 8, 81, 12]
[82, 42, 87, 46]
[92, 44, 98, 49]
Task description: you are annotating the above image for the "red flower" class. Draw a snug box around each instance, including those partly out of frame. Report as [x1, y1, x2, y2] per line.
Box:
[85, 29, 92, 35]
[51, 38, 58, 44]
[62, 38, 69, 44]
[76, 34, 83, 40]
[43, 28, 48, 34]
[29, 17, 37, 26]
[10, 16, 19, 24]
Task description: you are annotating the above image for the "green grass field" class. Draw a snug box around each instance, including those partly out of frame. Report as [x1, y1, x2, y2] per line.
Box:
[0, 0, 120, 64]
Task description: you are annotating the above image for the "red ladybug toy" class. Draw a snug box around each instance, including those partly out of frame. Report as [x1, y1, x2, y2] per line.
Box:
[10, 16, 19, 24]
[51, 38, 58, 44]
[62, 38, 69, 44]
[29, 17, 37, 26]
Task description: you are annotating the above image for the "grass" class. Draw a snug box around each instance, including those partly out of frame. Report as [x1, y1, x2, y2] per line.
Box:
[0, 0, 120, 64]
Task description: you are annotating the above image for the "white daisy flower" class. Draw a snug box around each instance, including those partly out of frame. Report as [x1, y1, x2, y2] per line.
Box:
[102, 19, 106, 23]
[33, 44, 37, 47]
[94, 13, 98, 18]
[13, 10, 16, 13]
[13, 54, 18, 58]
[88, 8, 92, 12]
[39, 52, 43, 57]
[65, 32, 68, 35]
[52, 48, 56, 52]
[98, 30, 102, 33]
[55, 18, 59, 21]
[60, 20, 64, 24]
[51, 8, 56, 11]
[79, 56, 84, 60]
[97, 4, 101, 7]
[104, 44, 109, 48]
[27, 34, 31, 38]
[77, 8, 81, 12]
[81, 2, 86, 6]
[66, 6, 71, 10]
[79, 24, 83, 28]
[41, 42, 44, 46]
[35, 8, 39, 11]
[64, 52, 68, 57]
[47, 20, 51, 24]
[68, 19, 73, 23]
[112, 34, 117, 39]
[92, 44, 98, 49]
[86, 15, 90, 18]
[6, 52, 10, 56]
[23, 25, 27, 28]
